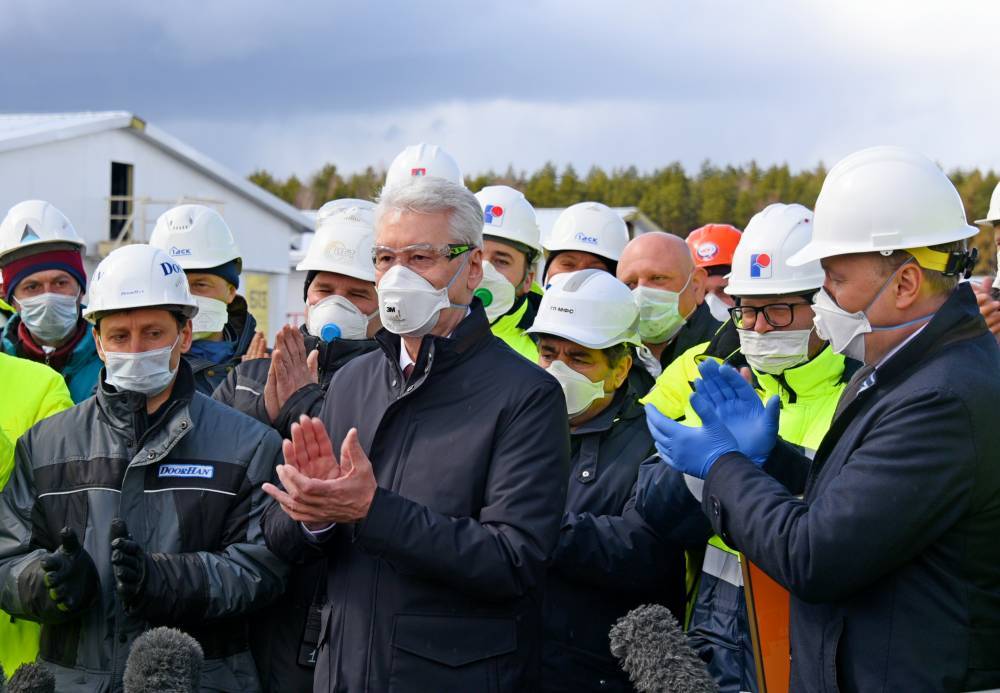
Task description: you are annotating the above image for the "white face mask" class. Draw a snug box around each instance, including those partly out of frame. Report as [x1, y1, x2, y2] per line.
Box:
[811, 259, 931, 363]
[307, 295, 374, 341]
[16, 292, 79, 343]
[102, 336, 180, 396]
[475, 261, 516, 323]
[738, 328, 813, 375]
[546, 359, 606, 418]
[191, 296, 229, 340]
[632, 275, 692, 344]
[704, 291, 732, 323]
[377, 254, 470, 337]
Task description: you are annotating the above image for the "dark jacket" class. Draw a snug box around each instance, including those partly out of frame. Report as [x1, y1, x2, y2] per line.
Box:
[212, 326, 379, 693]
[701, 284, 1000, 693]
[0, 360, 287, 692]
[262, 302, 570, 692]
[212, 324, 379, 434]
[185, 295, 257, 396]
[541, 385, 685, 693]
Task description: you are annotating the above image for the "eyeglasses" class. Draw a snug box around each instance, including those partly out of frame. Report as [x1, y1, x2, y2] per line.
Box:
[728, 302, 808, 329]
[372, 243, 474, 272]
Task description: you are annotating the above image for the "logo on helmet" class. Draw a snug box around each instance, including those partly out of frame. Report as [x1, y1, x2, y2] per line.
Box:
[574, 232, 598, 245]
[484, 205, 504, 226]
[160, 261, 183, 277]
[750, 253, 772, 279]
[551, 305, 575, 315]
[410, 168, 427, 177]
[696, 242, 719, 261]
[19, 224, 40, 244]
[169, 246, 192, 257]
[325, 240, 356, 261]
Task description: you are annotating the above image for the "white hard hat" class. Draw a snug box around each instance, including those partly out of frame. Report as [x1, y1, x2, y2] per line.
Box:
[975, 181, 1000, 225]
[788, 146, 978, 267]
[0, 200, 86, 265]
[149, 205, 242, 272]
[384, 143, 464, 190]
[527, 269, 641, 349]
[82, 244, 198, 323]
[544, 202, 629, 262]
[297, 200, 376, 282]
[475, 186, 541, 257]
[726, 203, 825, 296]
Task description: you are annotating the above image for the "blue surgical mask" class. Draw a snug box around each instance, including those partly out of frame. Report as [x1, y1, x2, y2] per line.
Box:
[16, 292, 79, 344]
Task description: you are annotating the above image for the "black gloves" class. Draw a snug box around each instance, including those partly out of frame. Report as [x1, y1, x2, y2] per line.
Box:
[110, 518, 148, 609]
[39, 527, 99, 617]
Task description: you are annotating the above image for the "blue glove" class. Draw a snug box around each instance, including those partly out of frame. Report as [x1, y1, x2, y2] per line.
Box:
[692, 359, 780, 465]
[644, 402, 740, 479]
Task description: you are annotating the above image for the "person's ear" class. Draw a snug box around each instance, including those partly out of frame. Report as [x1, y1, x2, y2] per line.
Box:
[467, 247, 484, 291]
[226, 283, 237, 304]
[690, 267, 708, 301]
[179, 320, 194, 354]
[520, 265, 536, 295]
[92, 327, 106, 363]
[609, 353, 632, 391]
[895, 263, 923, 309]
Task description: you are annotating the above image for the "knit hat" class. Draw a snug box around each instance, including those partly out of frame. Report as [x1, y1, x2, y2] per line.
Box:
[2, 248, 86, 302]
[189, 259, 240, 289]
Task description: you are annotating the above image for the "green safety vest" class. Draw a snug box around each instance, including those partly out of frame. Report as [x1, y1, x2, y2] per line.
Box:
[0, 352, 75, 674]
[489, 285, 543, 363]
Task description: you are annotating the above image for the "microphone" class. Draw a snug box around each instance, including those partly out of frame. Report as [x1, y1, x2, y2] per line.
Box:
[5, 663, 55, 693]
[609, 604, 718, 693]
[123, 627, 204, 693]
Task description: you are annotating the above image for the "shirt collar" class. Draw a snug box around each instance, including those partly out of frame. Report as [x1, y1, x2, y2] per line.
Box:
[398, 307, 471, 372]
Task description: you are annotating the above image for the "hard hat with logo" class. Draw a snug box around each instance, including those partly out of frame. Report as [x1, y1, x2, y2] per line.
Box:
[0, 200, 86, 265]
[82, 244, 198, 323]
[726, 204, 824, 296]
[149, 204, 242, 272]
[686, 224, 742, 269]
[788, 146, 978, 274]
[384, 143, 464, 190]
[297, 200, 376, 282]
[975, 181, 1000, 226]
[544, 202, 629, 262]
[475, 186, 542, 258]
[527, 269, 641, 349]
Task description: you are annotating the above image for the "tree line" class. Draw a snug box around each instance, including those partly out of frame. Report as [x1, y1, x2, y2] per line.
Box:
[249, 161, 1000, 273]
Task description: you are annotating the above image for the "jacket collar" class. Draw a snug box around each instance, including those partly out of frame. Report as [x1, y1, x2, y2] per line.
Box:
[754, 344, 847, 403]
[375, 298, 494, 382]
[572, 382, 643, 436]
[97, 357, 196, 435]
[870, 282, 986, 389]
[5, 314, 90, 372]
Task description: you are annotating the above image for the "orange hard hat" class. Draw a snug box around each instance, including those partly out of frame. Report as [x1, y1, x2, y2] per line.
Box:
[686, 224, 742, 268]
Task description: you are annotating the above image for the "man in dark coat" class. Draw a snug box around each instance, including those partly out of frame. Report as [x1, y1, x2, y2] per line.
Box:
[525, 268, 685, 692]
[261, 176, 569, 692]
[646, 146, 1000, 692]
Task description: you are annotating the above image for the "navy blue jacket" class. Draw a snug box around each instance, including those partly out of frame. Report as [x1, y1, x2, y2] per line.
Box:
[702, 283, 1000, 692]
[262, 302, 570, 692]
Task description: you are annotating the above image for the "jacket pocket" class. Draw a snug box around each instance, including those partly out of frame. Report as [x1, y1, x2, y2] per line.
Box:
[389, 614, 517, 693]
[821, 617, 844, 693]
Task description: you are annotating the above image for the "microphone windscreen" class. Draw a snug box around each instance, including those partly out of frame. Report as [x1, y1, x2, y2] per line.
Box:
[123, 627, 204, 693]
[6, 663, 55, 693]
[610, 603, 718, 693]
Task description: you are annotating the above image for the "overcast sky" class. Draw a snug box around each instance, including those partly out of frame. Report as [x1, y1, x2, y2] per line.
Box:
[2, 1, 997, 179]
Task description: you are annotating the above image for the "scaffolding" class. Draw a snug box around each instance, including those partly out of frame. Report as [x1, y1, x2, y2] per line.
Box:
[98, 195, 226, 257]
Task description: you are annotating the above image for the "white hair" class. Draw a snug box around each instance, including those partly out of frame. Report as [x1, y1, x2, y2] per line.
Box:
[375, 177, 483, 247]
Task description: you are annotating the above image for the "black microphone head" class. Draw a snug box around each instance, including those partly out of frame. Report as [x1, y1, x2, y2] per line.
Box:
[6, 663, 55, 693]
[123, 627, 204, 693]
[610, 603, 718, 693]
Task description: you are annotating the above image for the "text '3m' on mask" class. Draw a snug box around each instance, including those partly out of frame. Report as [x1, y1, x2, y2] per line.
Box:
[378, 254, 471, 337]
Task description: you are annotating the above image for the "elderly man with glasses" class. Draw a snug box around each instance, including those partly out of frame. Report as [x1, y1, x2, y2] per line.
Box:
[260, 176, 570, 692]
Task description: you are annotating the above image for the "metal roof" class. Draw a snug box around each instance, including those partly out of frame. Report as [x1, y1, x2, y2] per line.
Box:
[0, 111, 312, 232]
